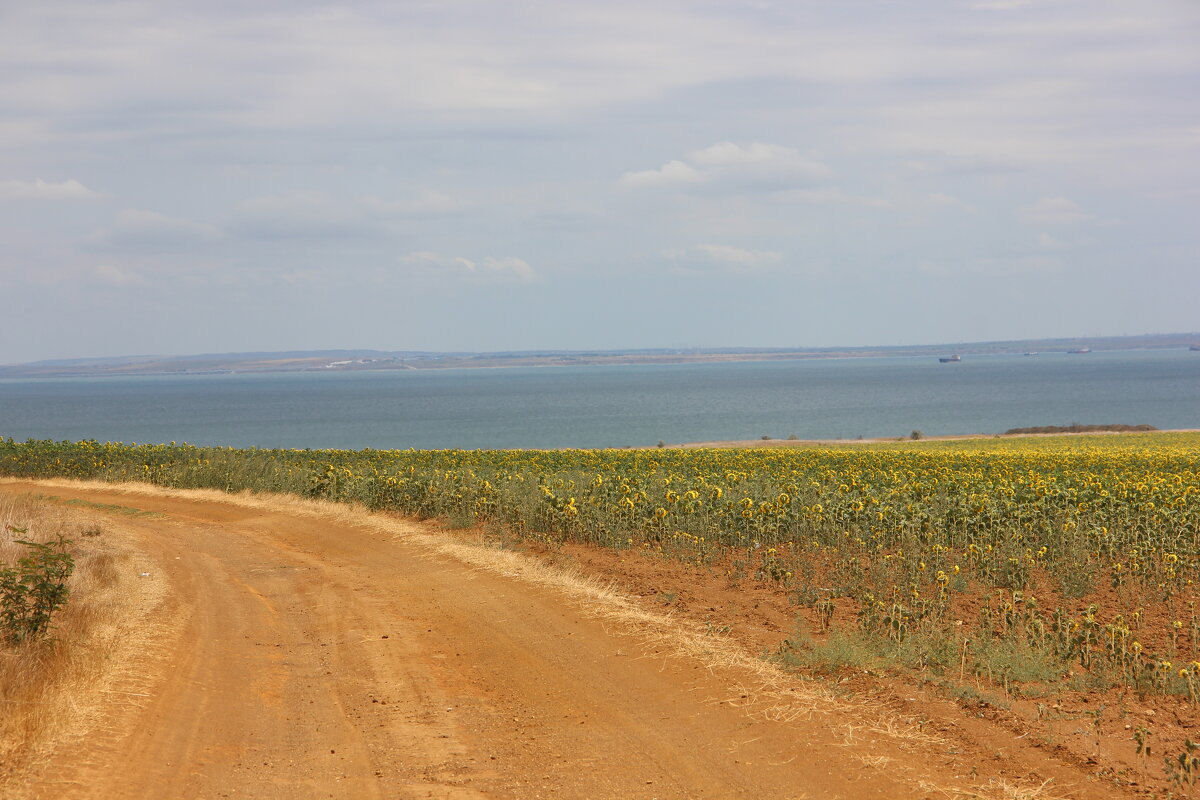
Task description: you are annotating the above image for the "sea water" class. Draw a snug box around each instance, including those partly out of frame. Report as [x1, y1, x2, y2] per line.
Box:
[0, 349, 1196, 450]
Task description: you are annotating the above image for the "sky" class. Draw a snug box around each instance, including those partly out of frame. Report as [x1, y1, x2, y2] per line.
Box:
[2, 0, 1198, 363]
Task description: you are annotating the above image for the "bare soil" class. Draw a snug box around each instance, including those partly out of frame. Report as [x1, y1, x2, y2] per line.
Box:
[0, 480, 1156, 799]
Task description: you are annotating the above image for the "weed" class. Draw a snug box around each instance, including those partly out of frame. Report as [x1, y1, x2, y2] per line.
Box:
[58, 498, 161, 518]
[1134, 725, 1152, 774]
[1164, 739, 1200, 788]
[727, 557, 747, 589]
[971, 636, 1063, 686]
[779, 627, 881, 673]
[442, 509, 478, 530]
[0, 534, 75, 645]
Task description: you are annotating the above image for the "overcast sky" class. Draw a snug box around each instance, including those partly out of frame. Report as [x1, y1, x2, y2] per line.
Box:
[2, 0, 1198, 363]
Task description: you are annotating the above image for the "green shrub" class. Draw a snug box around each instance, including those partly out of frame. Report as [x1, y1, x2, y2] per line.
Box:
[779, 628, 882, 673]
[0, 534, 74, 645]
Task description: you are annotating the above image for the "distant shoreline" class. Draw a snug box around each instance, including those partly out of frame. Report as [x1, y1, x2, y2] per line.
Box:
[669, 428, 1200, 449]
[2, 332, 1198, 379]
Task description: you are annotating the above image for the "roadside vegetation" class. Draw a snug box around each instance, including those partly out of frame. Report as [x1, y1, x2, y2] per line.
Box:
[2, 432, 1198, 704]
[0, 495, 128, 779]
[1004, 423, 1159, 435]
[1, 532, 73, 645]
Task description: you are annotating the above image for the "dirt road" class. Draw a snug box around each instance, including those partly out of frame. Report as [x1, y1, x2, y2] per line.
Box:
[2, 481, 1124, 799]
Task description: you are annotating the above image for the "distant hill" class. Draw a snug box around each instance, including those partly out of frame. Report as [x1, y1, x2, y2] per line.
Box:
[2, 333, 1198, 378]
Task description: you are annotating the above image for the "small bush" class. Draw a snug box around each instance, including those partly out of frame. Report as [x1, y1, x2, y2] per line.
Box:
[971, 637, 1063, 685]
[442, 509, 478, 530]
[780, 628, 881, 673]
[0, 534, 74, 645]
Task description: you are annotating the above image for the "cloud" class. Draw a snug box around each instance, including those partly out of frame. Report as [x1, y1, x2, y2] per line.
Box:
[400, 251, 536, 282]
[693, 243, 783, 266]
[0, 178, 104, 201]
[919, 253, 1063, 276]
[92, 263, 142, 285]
[360, 188, 465, 217]
[87, 209, 221, 251]
[926, 193, 966, 208]
[479, 256, 536, 282]
[233, 189, 465, 239]
[620, 142, 832, 191]
[1019, 196, 1090, 225]
[966, 0, 1034, 10]
[1036, 232, 1069, 250]
[0, 2, 1195, 361]
[233, 192, 366, 239]
[689, 142, 813, 170]
[618, 160, 702, 188]
[401, 250, 477, 270]
[976, 254, 1065, 273]
[898, 154, 1025, 178]
[778, 188, 895, 209]
[666, 243, 783, 274]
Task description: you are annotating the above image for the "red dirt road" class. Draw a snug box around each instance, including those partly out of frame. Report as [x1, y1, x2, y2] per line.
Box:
[2, 481, 1127, 799]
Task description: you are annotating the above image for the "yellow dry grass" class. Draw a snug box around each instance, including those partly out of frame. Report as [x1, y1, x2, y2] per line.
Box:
[0, 492, 168, 791]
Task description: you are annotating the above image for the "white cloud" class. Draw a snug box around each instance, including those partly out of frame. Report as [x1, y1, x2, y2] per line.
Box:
[480, 256, 536, 282]
[0, 178, 104, 200]
[399, 251, 536, 282]
[1019, 196, 1090, 225]
[689, 143, 772, 167]
[402, 250, 477, 270]
[618, 160, 702, 188]
[666, 243, 783, 274]
[693, 243, 783, 266]
[620, 142, 831, 192]
[689, 142, 802, 169]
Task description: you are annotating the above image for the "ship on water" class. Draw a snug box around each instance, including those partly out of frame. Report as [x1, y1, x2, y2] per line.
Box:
[1068, 347, 1091, 354]
[939, 354, 962, 363]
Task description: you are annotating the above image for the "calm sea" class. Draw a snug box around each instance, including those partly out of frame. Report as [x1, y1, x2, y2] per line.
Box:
[1, 349, 1197, 450]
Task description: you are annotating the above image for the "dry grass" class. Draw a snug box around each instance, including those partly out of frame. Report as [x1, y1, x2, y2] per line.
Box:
[0, 492, 155, 790]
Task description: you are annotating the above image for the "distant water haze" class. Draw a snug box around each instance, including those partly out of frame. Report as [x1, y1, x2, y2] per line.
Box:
[0, 349, 1196, 449]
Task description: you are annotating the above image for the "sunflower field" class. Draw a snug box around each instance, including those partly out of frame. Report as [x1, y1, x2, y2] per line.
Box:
[2, 431, 1198, 695]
